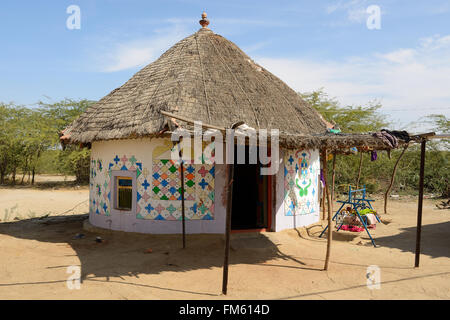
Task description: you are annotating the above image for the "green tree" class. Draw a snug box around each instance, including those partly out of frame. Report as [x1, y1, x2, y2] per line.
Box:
[0, 103, 14, 184]
[300, 89, 449, 198]
[0, 99, 94, 185]
[300, 89, 388, 132]
[37, 98, 94, 183]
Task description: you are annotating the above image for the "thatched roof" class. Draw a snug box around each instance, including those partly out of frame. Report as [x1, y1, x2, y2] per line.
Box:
[63, 15, 327, 144]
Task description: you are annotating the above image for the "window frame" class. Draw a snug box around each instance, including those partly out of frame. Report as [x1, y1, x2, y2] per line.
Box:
[110, 170, 137, 215]
[116, 176, 133, 210]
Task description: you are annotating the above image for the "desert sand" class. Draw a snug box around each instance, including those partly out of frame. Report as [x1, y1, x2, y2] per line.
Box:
[0, 180, 448, 299]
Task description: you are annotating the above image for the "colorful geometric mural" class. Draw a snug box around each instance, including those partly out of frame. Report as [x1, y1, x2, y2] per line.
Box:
[284, 149, 320, 216]
[89, 158, 111, 216]
[137, 160, 215, 221]
[151, 160, 196, 201]
[89, 139, 216, 221]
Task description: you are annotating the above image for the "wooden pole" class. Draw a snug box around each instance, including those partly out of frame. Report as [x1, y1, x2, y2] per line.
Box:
[355, 151, 363, 190]
[321, 156, 326, 220]
[180, 159, 186, 249]
[415, 139, 426, 268]
[323, 149, 333, 271]
[384, 145, 409, 214]
[160, 110, 227, 133]
[331, 152, 336, 203]
[177, 143, 186, 249]
[322, 189, 326, 220]
[222, 162, 234, 295]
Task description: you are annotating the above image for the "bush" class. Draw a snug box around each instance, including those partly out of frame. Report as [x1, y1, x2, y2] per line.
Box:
[57, 147, 91, 183]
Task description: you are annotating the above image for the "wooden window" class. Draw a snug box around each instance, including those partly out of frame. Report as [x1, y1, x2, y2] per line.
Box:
[116, 176, 132, 211]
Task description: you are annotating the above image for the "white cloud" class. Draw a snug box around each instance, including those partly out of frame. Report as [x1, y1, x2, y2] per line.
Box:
[95, 24, 190, 73]
[378, 49, 416, 64]
[326, 0, 365, 14]
[241, 41, 271, 53]
[94, 16, 283, 73]
[255, 34, 450, 127]
[325, 0, 386, 26]
[102, 45, 154, 72]
[427, 2, 450, 15]
[347, 7, 367, 23]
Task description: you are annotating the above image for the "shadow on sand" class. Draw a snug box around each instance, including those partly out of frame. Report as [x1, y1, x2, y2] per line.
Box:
[0, 214, 319, 296]
[376, 221, 450, 259]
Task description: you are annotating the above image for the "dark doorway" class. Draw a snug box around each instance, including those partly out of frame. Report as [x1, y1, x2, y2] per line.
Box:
[231, 145, 270, 230]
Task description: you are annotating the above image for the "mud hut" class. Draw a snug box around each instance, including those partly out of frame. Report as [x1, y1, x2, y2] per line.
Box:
[62, 13, 337, 235]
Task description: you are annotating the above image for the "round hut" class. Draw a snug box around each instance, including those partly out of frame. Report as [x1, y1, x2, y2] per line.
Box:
[63, 13, 327, 234]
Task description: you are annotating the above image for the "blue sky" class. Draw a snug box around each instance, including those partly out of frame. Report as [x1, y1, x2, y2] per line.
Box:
[1, 0, 449, 129]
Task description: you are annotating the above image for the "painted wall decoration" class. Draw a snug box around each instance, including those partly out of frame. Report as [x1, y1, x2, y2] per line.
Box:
[89, 138, 215, 221]
[139, 139, 215, 221]
[90, 158, 110, 216]
[89, 155, 144, 217]
[284, 149, 320, 216]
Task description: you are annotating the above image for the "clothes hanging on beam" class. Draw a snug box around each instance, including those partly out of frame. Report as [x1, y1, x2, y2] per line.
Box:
[381, 129, 411, 142]
[372, 130, 398, 148]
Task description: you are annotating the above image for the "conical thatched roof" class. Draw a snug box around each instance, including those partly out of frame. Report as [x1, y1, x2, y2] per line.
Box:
[64, 15, 327, 143]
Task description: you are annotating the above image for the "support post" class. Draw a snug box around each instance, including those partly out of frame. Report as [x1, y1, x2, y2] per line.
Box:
[384, 144, 409, 214]
[180, 159, 186, 249]
[323, 149, 333, 270]
[331, 152, 336, 203]
[222, 163, 234, 294]
[321, 156, 326, 220]
[322, 189, 326, 220]
[356, 151, 363, 190]
[177, 142, 186, 249]
[415, 139, 426, 268]
[222, 132, 235, 295]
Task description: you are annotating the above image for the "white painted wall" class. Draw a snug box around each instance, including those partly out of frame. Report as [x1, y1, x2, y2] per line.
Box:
[273, 149, 321, 232]
[89, 138, 226, 234]
[88, 138, 320, 234]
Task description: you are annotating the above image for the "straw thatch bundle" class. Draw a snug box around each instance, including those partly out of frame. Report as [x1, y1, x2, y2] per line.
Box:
[63, 25, 327, 144]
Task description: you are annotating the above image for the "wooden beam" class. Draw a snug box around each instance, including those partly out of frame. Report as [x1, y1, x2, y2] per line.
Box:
[415, 139, 426, 268]
[160, 110, 227, 132]
[411, 132, 436, 138]
[427, 134, 450, 139]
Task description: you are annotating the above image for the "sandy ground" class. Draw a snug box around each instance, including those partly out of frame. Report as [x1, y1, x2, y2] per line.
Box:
[0, 175, 88, 221]
[0, 182, 448, 299]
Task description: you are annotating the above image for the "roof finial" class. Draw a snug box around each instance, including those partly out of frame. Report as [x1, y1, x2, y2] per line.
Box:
[199, 12, 210, 28]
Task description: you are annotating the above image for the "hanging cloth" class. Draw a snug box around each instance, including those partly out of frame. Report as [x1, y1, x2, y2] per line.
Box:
[371, 150, 378, 161]
[372, 130, 398, 148]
